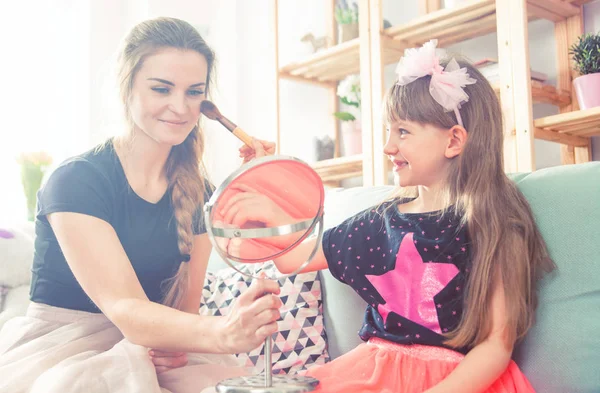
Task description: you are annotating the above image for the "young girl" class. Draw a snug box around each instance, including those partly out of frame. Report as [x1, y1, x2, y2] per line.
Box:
[0, 17, 280, 393]
[221, 40, 555, 392]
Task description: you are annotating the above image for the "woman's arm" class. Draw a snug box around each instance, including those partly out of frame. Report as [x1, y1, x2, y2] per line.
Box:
[150, 233, 213, 372]
[48, 212, 280, 354]
[425, 279, 513, 393]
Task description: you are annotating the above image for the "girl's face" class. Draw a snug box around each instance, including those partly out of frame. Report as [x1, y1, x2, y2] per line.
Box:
[129, 47, 208, 147]
[384, 119, 454, 188]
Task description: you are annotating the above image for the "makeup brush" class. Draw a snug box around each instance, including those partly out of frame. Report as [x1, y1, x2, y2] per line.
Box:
[200, 100, 254, 148]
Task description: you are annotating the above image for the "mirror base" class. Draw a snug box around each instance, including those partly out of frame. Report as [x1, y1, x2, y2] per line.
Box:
[216, 375, 319, 393]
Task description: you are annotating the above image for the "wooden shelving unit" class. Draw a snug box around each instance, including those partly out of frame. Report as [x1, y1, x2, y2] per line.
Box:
[279, 38, 404, 84]
[271, 0, 597, 187]
[535, 107, 600, 138]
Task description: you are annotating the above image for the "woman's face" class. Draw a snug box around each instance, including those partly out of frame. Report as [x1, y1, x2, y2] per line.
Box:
[129, 47, 208, 147]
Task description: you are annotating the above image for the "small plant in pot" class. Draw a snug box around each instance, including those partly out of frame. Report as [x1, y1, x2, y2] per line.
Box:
[334, 75, 362, 156]
[16, 151, 53, 221]
[335, 0, 359, 43]
[569, 32, 600, 110]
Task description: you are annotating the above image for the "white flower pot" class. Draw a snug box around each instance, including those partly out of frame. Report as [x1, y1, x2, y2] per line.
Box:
[338, 23, 359, 43]
[573, 73, 600, 110]
[341, 120, 362, 156]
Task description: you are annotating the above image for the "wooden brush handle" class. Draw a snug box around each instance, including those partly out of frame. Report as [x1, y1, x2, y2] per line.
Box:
[232, 127, 254, 147]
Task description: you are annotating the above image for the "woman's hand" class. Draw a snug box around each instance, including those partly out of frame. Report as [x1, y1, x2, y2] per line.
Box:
[148, 350, 188, 374]
[217, 278, 282, 354]
[220, 184, 293, 228]
[239, 139, 276, 164]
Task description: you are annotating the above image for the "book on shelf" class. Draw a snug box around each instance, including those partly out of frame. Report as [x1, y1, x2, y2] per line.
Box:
[473, 58, 548, 84]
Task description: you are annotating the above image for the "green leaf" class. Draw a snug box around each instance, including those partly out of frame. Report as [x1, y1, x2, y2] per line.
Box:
[333, 111, 356, 121]
[341, 96, 360, 108]
[334, 5, 358, 24]
[569, 32, 600, 75]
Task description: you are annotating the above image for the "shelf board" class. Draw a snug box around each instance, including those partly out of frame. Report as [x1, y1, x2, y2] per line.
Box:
[279, 38, 404, 84]
[568, 0, 594, 5]
[384, 0, 498, 48]
[527, 0, 581, 22]
[530, 81, 572, 107]
[534, 107, 600, 146]
[383, 0, 582, 53]
[279, 39, 360, 83]
[492, 80, 571, 107]
[311, 155, 363, 183]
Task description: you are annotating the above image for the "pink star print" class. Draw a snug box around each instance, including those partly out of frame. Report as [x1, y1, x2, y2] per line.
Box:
[365, 232, 459, 334]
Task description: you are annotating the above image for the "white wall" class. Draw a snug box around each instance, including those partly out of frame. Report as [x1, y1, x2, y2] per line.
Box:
[271, 1, 336, 163]
[0, 0, 91, 224]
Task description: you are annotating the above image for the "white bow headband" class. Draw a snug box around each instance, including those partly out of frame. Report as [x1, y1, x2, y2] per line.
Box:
[395, 39, 476, 127]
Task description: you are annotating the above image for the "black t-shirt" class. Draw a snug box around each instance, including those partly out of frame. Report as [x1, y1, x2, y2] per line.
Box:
[322, 202, 472, 353]
[30, 140, 213, 313]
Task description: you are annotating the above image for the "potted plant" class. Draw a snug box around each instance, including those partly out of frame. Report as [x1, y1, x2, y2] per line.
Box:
[335, 0, 359, 43]
[569, 32, 600, 110]
[334, 75, 362, 156]
[17, 151, 53, 221]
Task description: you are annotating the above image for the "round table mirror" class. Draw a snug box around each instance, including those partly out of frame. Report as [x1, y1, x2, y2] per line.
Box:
[204, 155, 325, 393]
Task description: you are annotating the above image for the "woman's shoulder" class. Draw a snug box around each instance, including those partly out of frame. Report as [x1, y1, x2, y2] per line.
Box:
[49, 140, 120, 184]
[39, 140, 123, 206]
[36, 140, 122, 223]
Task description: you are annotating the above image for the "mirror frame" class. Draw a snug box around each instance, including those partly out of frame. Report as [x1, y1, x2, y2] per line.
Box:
[203, 155, 325, 277]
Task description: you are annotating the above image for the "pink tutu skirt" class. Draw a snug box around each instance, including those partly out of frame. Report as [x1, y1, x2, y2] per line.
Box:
[304, 338, 536, 393]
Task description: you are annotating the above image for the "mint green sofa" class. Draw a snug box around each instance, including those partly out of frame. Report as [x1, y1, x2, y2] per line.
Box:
[511, 162, 600, 392]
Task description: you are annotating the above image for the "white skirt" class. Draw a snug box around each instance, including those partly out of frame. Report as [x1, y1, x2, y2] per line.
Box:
[0, 302, 248, 393]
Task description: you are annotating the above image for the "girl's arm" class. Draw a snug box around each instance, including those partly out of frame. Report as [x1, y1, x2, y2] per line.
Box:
[273, 236, 328, 274]
[425, 279, 513, 393]
[48, 212, 281, 354]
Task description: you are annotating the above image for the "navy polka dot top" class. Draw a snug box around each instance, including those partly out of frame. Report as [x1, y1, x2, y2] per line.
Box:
[322, 201, 472, 353]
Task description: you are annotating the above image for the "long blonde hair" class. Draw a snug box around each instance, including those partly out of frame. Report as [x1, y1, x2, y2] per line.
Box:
[383, 57, 555, 349]
[115, 17, 215, 309]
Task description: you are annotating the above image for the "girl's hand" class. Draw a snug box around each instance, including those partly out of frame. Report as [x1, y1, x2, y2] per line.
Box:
[148, 349, 188, 374]
[220, 184, 292, 228]
[217, 278, 282, 354]
[239, 139, 276, 164]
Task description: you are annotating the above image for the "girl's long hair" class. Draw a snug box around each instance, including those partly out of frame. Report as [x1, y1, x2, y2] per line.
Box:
[383, 57, 555, 349]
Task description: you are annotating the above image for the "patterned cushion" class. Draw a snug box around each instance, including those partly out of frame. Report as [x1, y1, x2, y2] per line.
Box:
[199, 263, 329, 375]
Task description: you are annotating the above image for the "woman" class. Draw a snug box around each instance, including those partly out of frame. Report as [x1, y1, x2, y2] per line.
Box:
[0, 17, 277, 393]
